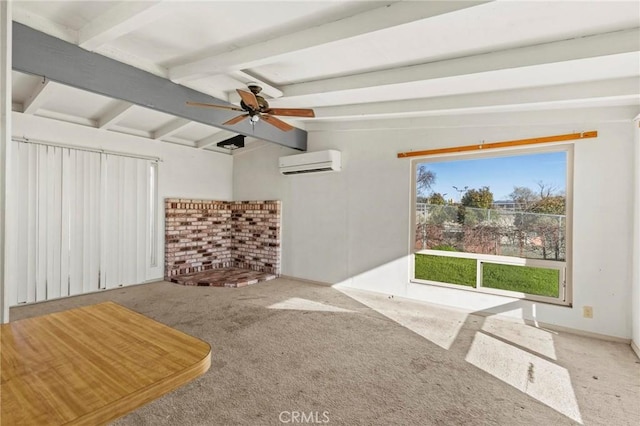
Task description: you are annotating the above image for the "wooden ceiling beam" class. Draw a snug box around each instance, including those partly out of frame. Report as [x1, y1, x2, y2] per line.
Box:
[13, 23, 308, 151]
[169, 1, 489, 83]
[280, 28, 640, 99]
[308, 77, 640, 120]
[153, 118, 191, 140]
[79, 1, 171, 51]
[98, 101, 134, 129]
[23, 78, 56, 114]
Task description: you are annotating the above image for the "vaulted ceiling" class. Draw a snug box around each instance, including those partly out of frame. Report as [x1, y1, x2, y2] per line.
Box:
[10, 0, 640, 154]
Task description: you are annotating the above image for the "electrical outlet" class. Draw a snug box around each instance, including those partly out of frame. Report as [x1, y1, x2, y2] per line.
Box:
[583, 306, 593, 319]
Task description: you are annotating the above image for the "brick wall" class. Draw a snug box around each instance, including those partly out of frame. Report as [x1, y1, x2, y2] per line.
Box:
[164, 199, 281, 279]
[231, 201, 281, 275]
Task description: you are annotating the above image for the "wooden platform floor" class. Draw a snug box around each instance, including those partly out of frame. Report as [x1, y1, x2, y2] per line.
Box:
[1, 302, 211, 425]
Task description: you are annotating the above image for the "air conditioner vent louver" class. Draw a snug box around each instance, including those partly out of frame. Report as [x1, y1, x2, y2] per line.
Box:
[279, 150, 341, 175]
[282, 167, 334, 175]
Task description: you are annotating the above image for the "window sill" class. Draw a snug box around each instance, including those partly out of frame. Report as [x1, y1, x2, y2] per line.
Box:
[410, 278, 572, 307]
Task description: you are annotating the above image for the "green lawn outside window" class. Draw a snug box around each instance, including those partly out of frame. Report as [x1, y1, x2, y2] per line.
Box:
[414, 253, 560, 298]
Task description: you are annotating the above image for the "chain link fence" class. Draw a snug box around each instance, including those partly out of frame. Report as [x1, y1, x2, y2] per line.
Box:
[415, 204, 566, 261]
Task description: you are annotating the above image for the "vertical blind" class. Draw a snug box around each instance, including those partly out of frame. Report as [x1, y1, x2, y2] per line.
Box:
[9, 142, 155, 305]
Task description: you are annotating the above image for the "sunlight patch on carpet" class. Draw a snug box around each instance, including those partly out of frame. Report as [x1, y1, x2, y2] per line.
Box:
[267, 298, 354, 313]
[466, 332, 582, 423]
[482, 316, 557, 360]
[336, 288, 467, 350]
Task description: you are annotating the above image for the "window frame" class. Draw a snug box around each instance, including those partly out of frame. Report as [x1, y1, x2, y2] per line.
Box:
[409, 144, 574, 306]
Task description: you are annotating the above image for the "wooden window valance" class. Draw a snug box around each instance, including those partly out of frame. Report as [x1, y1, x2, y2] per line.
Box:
[397, 131, 597, 159]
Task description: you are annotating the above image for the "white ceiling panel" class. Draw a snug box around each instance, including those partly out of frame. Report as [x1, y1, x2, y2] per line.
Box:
[251, 1, 640, 85]
[9, 0, 640, 143]
[37, 83, 124, 121]
[15, 1, 117, 30]
[116, 106, 181, 132]
[268, 53, 640, 109]
[172, 122, 222, 142]
[105, 1, 380, 68]
[183, 74, 248, 101]
[11, 71, 42, 104]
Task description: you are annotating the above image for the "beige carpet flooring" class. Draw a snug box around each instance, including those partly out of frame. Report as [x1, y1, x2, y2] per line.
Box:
[9, 278, 640, 426]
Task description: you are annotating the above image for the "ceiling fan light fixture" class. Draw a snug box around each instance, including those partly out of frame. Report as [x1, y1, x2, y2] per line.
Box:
[187, 88, 314, 132]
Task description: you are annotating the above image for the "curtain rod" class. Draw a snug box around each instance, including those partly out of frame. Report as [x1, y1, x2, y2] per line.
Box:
[13, 137, 162, 163]
[397, 131, 597, 159]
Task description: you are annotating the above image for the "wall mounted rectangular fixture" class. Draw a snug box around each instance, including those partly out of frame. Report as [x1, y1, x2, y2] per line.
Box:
[397, 131, 597, 159]
[217, 135, 245, 150]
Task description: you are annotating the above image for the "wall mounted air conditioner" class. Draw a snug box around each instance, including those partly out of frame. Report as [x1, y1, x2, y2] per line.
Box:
[279, 150, 341, 175]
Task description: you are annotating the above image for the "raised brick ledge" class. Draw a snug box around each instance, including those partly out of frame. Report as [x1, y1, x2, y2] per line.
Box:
[170, 267, 277, 288]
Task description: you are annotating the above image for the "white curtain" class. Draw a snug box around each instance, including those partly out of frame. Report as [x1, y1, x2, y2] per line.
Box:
[10, 142, 153, 305]
[101, 155, 149, 289]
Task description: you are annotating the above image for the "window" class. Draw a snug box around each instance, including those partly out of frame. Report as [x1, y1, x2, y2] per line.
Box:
[411, 147, 572, 305]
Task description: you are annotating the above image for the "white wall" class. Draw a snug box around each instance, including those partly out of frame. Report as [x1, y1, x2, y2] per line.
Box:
[0, 1, 11, 322]
[234, 110, 637, 339]
[632, 116, 640, 354]
[12, 113, 233, 282]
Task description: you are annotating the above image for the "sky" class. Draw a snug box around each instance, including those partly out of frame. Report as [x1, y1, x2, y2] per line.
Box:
[418, 151, 567, 202]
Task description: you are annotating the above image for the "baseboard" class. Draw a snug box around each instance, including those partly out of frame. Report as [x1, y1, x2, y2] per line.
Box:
[330, 283, 632, 344]
[526, 320, 631, 344]
[265, 276, 635, 345]
[278, 275, 333, 287]
[471, 307, 631, 343]
[9, 279, 164, 311]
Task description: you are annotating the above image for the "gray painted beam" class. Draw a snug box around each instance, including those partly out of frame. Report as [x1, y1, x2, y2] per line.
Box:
[12, 22, 307, 151]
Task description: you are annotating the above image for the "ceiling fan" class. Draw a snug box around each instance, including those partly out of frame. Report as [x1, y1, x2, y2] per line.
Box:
[186, 83, 314, 132]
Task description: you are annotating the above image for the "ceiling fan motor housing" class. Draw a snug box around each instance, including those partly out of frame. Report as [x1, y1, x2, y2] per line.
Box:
[247, 83, 263, 94]
[187, 87, 314, 131]
[240, 95, 269, 113]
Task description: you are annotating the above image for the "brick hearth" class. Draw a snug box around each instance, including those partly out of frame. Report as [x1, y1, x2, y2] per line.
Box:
[169, 267, 277, 288]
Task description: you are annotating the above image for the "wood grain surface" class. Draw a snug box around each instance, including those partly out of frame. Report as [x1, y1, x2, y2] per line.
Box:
[397, 131, 597, 158]
[1, 302, 211, 425]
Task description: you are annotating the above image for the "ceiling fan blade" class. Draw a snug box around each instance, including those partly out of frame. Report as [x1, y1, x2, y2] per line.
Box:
[262, 114, 294, 132]
[223, 114, 249, 126]
[186, 101, 244, 112]
[265, 108, 315, 118]
[236, 89, 259, 110]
